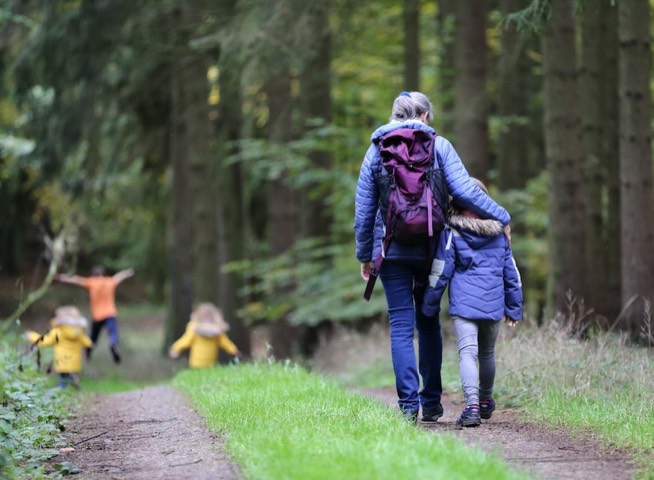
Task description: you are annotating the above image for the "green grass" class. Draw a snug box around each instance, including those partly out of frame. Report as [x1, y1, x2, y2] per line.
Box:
[173, 362, 527, 480]
[79, 376, 153, 393]
[495, 323, 654, 477]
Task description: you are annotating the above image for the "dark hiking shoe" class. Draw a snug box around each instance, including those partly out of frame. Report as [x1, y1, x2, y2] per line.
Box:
[479, 398, 496, 420]
[456, 405, 481, 427]
[110, 345, 121, 364]
[402, 409, 419, 425]
[421, 402, 444, 422]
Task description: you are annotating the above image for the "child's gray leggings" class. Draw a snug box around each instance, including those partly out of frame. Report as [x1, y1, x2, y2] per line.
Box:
[453, 317, 501, 407]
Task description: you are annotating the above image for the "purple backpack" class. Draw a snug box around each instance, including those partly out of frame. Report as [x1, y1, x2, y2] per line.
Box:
[363, 128, 448, 301]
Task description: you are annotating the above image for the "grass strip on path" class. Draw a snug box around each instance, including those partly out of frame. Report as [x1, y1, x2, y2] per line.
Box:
[173, 362, 527, 480]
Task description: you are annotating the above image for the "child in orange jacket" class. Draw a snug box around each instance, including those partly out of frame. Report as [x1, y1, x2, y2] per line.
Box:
[55, 266, 134, 364]
[25, 306, 94, 389]
[168, 303, 240, 369]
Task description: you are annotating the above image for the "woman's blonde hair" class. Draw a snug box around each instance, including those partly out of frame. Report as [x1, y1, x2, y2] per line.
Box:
[390, 91, 434, 123]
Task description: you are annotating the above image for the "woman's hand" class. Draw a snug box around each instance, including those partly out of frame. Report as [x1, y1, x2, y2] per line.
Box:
[504, 318, 519, 328]
[504, 224, 512, 246]
[360, 262, 374, 281]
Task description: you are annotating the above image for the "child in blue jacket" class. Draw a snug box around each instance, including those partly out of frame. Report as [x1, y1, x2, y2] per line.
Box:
[421, 179, 523, 427]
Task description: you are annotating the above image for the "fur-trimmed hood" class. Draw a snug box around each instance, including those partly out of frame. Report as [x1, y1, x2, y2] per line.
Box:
[190, 302, 229, 337]
[192, 322, 227, 338]
[448, 211, 504, 237]
[51, 306, 88, 328]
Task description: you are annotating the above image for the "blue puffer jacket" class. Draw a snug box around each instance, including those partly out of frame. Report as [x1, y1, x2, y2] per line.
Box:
[354, 120, 511, 263]
[421, 212, 523, 321]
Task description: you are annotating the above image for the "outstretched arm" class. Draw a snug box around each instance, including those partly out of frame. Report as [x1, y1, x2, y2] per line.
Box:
[113, 268, 135, 284]
[55, 273, 86, 286]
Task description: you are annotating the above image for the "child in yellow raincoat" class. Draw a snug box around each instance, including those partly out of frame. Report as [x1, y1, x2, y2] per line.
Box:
[168, 302, 240, 368]
[25, 306, 94, 389]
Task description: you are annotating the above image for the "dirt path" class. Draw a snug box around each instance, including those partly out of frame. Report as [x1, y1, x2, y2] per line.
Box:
[49, 385, 241, 480]
[360, 387, 637, 480]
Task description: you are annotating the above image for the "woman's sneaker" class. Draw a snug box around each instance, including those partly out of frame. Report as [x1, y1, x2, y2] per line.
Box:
[456, 405, 481, 427]
[421, 402, 444, 422]
[479, 398, 496, 419]
[402, 409, 419, 425]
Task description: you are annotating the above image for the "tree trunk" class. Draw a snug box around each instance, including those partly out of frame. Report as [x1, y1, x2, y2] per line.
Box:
[436, 0, 456, 135]
[267, 70, 299, 360]
[601, 2, 621, 325]
[618, 0, 654, 337]
[300, 1, 333, 241]
[579, 2, 606, 320]
[216, 46, 251, 357]
[497, 0, 531, 190]
[404, 0, 420, 91]
[296, 1, 334, 358]
[186, 57, 219, 305]
[453, 0, 489, 180]
[165, 34, 194, 349]
[541, 0, 587, 320]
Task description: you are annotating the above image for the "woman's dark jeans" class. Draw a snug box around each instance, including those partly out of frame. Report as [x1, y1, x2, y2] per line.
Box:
[380, 259, 443, 415]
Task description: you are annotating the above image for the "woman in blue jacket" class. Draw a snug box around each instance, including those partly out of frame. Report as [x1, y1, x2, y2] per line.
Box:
[421, 180, 522, 427]
[354, 91, 511, 424]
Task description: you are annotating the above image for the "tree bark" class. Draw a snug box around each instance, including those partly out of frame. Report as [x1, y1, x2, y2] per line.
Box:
[541, 0, 587, 319]
[601, 2, 621, 325]
[579, 2, 607, 320]
[497, 0, 531, 190]
[453, 0, 489, 180]
[404, 0, 420, 91]
[618, 0, 654, 337]
[267, 70, 298, 360]
[216, 45, 251, 357]
[300, 2, 333, 241]
[436, 0, 456, 135]
[186, 57, 220, 305]
[165, 34, 194, 349]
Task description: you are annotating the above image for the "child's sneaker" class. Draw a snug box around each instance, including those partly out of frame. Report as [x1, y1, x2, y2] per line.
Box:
[421, 402, 444, 422]
[479, 398, 496, 420]
[456, 405, 481, 427]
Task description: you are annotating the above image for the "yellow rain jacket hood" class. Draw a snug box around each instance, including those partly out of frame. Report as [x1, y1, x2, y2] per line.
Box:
[170, 303, 238, 369]
[26, 306, 93, 373]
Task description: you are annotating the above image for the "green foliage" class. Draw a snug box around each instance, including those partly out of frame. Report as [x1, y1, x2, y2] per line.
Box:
[174, 362, 526, 480]
[0, 339, 69, 479]
[502, 0, 552, 32]
[230, 239, 387, 326]
[1, 0, 554, 333]
[4, 0, 170, 288]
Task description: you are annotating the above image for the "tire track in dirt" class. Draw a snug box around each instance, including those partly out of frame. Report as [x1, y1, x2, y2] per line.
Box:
[360, 387, 637, 480]
[49, 385, 241, 480]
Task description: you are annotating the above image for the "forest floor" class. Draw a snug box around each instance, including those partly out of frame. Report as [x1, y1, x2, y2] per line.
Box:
[16, 303, 636, 480]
